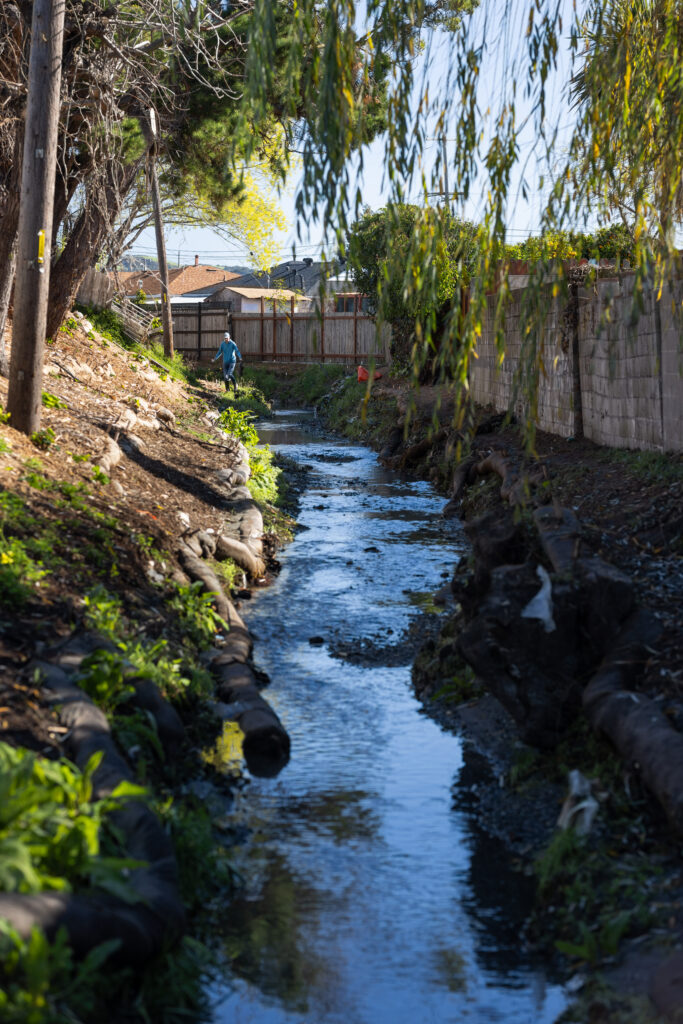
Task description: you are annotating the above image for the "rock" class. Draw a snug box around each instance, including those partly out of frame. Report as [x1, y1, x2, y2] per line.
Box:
[176, 511, 191, 529]
[81, 319, 93, 334]
[111, 480, 125, 496]
[112, 408, 137, 432]
[457, 562, 584, 748]
[308, 636, 325, 646]
[651, 952, 683, 1020]
[155, 406, 176, 426]
[121, 434, 145, 453]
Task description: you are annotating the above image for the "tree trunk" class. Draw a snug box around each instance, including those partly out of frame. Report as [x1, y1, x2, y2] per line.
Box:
[147, 151, 174, 357]
[46, 159, 141, 340]
[7, 0, 66, 435]
[0, 123, 25, 370]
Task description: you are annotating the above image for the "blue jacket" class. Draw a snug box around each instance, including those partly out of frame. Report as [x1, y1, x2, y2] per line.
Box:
[213, 339, 242, 365]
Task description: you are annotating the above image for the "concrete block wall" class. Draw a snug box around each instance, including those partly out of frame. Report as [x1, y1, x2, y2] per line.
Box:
[579, 277, 661, 449]
[469, 291, 576, 438]
[660, 281, 683, 452]
[469, 274, 683, 452]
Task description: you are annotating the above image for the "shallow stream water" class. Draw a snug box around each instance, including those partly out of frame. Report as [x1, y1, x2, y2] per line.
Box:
[209, 410, 566, 1024]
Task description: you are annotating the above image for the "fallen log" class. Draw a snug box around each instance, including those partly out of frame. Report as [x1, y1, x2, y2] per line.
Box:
[210, 661, 290, 778]
[393, 427, 448, 470]
[0, 660, 186, 962]
[215, 533, 265, 578]
[582, 611, 683, 835]
[176, 541, 234, 626]
[443, 453, 480, 518]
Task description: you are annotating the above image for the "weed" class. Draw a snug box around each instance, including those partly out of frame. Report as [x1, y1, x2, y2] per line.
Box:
[167, 582, 228, 649]
[291, 363, 347, 405]
[599, 448, 683, 486]
[0, 537, 46, 606]
[219, 379, 271, 418]
[0, 438, 10, 454]
[533, 822, 657, 965]
[83, 585, 124, 640]
[112, 709, 165, 781]
[30, 428, 55, 452]
[24, 471, 54, 491]
[508, 746, 541, 787]
[213, 557, 244, 590]
[0, 922, 121, 1024]
[247, 444, 281, 505]
[41, 391, 67, 410]
[91, 465, 110, 486]
[432, 664, 483, 704]
[76, 649, 134, 713]
[60, 316, 79, 335]
[0, 405, 11, 425]
[219, 406, 259, 445]
[0, 741, 144, 895]
[156, 797, 236, 913]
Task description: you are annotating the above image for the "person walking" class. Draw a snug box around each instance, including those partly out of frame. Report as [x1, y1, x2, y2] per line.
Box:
[213, 332, 242, 393]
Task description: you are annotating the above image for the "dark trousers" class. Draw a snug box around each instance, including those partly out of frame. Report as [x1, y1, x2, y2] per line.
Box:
[222, 361, 238, 392]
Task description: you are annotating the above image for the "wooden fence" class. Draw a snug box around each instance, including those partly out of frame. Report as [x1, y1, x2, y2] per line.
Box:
[170, 302, 233, 361]
[168, 299, 389, 364]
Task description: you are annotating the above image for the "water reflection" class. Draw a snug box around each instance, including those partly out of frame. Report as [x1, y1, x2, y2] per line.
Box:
[210, 411, 567, 1023]
[222, 851, 331, 1015]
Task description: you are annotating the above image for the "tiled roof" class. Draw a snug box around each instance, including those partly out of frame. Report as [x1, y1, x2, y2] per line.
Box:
[111, 265, 240, 297]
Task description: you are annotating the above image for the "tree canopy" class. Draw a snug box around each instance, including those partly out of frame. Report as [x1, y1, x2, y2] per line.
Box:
[242, 0, 682, 435]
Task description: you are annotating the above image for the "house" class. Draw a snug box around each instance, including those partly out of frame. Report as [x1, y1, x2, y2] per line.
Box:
[110, 257, 240, 302]
[222, 258, 369, 312]
[204, 285, 312, 313]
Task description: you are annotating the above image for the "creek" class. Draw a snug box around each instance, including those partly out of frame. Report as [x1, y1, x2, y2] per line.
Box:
[209, 410, 567, 1024]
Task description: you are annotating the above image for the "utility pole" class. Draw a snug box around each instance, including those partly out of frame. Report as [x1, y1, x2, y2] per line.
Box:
[7, 0, 66, 434]
[442, 133, 450, 212]
[146, 109, 174, 358]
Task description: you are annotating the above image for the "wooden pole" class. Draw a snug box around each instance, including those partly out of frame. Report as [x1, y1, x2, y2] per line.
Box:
[320, 301, 325, 364]
[290, 295, 294, 361]
[147, 138, 174, 358]
[353, 298, 358, 363]
[7, 0, 66, 434]
[197, 302, 202, 362]
[272, 295, 277, 359]
[260, 296, 264, 359]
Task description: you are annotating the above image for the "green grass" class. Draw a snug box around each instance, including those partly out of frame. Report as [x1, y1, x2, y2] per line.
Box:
[241, 363, 349, 407]
[319, 376, 398, 444]
[77, 305, 196, 386]
[598, 448, 683, 485]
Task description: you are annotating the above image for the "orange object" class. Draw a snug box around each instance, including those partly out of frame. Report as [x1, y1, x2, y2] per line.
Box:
[357, 366, 382, 382]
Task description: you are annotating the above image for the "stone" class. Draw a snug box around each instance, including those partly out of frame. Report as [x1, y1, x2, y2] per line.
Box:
[457, 562, 584, 748]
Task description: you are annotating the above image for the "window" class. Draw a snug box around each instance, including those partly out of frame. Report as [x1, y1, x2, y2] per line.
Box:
[335, 295, 357, 313]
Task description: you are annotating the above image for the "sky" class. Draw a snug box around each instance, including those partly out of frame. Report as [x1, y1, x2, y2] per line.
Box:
[131, 0, 583, 269]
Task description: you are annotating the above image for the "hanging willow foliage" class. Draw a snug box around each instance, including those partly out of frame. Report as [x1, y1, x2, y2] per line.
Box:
[243, 0, 683, 442]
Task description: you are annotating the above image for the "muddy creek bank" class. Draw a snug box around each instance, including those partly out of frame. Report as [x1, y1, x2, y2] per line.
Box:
[209, 410, 566, 1024]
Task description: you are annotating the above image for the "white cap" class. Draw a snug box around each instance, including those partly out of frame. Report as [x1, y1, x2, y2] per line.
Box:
[224, 331, 230, 338]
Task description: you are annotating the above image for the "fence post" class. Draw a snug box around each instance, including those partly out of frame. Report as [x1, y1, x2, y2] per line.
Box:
[290, 295, 294, 361]
[353, 300, 358, 363]
[320, 301, 325, 363]
[260, 296, 264, 359]
[273, 297, 277, 359]
[197, 302, 202, 362]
